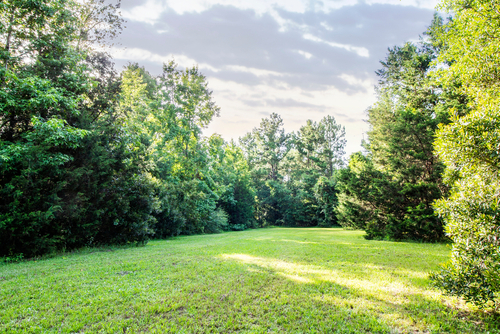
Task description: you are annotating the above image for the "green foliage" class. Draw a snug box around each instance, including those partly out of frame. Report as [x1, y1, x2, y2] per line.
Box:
[336, 25, 451, 242]
[149, 62, 223, 236]
[240, 113, 290, 226]
[0, 0, 157, 257]
[286, 116, 345, 227]
[336, 152, 390, 233]
[230, 223, 247, 231]
[241, 114, 345, 227]
[430, 0, 500, 307]
[0, 117, 87, 255]
[0, 0, 253, 255]
[117, 64, 254, 237]
[1, 0, 349, 256]
[204, 208, 229, 233]
[214, 140, 256, 230]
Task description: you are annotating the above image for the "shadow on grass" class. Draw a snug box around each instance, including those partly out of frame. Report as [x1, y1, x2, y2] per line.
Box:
[218, 252, 500, 333]
[2, 228, 497, 333]
[256, 236, 451, 271]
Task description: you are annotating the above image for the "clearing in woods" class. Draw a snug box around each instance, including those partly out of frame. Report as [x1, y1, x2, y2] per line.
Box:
[1, 228, 499, 333]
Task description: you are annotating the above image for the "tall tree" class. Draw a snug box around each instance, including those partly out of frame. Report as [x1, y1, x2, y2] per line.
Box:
[0, 0, 157, 257]
[208, 137, 256, 231]
[242, 114, 345, 227]
[252, 113, 290, 181]
[336, 22, 451, 241]
[318, 116, 346, 177]
[240, 113, 291, 226]
[287, 115, 346, 226]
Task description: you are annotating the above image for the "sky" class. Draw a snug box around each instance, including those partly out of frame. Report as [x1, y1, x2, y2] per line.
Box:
[112, 0, 440, 155]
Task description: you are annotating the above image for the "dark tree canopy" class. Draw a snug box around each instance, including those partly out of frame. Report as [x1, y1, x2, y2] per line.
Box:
[336, 20, 453, 242]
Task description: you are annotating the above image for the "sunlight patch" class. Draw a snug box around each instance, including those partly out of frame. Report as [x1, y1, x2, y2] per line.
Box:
[222, 254, 258, 262]
[278, 239, 319, 245]
[278, 273, 315, 284]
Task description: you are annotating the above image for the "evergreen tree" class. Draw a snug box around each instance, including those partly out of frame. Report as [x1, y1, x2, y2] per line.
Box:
[240, 113, 291, 226]
[0, 0, 156, 256]
[336, 21, 450, 241]
[242, 114, 345, 227]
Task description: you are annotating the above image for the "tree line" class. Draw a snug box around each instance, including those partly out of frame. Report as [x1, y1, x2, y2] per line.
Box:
[0, 0, 498, 307]
[0, 0, 345, 259]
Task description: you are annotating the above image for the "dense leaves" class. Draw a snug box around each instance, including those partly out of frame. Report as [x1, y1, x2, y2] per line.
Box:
[430, 0, 500, 307]
[4, 0, 499, 312]
[0, 0, 160, 257]
[0, 0, 260, 257]
[241, 113, 346, 228]
[336, 27, 450, 241]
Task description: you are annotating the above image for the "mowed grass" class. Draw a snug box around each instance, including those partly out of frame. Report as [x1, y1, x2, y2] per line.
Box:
[0, 228, 498, 333]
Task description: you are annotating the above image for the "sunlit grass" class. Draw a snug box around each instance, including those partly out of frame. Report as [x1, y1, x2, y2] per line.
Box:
[1, 228, 498, 333]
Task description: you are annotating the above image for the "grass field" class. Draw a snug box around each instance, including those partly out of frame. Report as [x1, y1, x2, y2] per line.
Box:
[0, 228, 498, 333]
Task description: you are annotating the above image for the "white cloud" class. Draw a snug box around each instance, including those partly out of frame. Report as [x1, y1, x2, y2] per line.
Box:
[122, 0, 440, 23]
[121, 0, 167, 24]
[109, 47, 220, 72]
[118, 0, 439, 154]
[166, 0, 308, 15]
[302, 33, 370, 58]
[339, 74, 374, 90]
[297, 50, 313, 59]
[204, 76, 376, 155]
[225, 65, 285, 77]
[363, 0, 438, 9]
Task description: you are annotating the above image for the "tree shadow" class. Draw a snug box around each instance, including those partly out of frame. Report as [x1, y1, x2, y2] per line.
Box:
[218, 252, 500, 333]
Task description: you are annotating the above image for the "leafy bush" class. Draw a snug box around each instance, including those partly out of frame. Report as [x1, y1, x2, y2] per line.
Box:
[0, 117, 88, 256]
[429, 0, 500, 307]
[336, 152, 446, 241]
[230, 224, 246, 231]
[154, 207, 187, 239]
[431, 111, 500, 306]
[205, 208, 229, 234]
[313, 175, 339, 227]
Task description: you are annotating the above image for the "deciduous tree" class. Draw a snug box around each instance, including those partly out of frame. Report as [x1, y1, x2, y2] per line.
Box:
[430, 0, 500, 306]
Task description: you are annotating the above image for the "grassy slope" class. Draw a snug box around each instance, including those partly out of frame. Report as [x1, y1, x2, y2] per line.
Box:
[0, 228, 498, 333]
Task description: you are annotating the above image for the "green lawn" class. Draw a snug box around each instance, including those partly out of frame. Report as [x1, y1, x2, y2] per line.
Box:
[0, 228, 498, 333]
